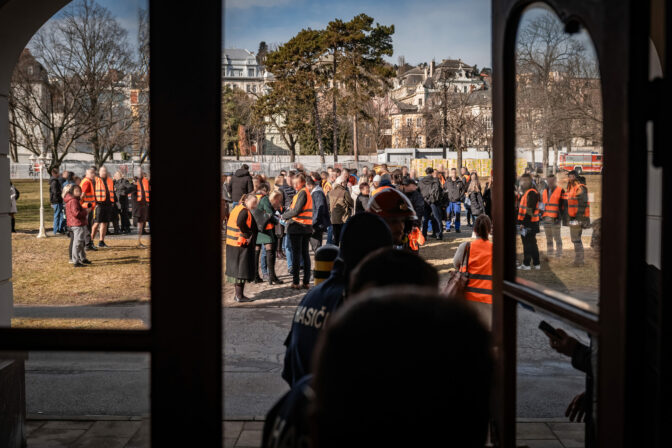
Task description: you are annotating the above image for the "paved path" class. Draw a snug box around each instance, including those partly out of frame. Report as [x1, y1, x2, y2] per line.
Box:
[25, 418, 584, 447]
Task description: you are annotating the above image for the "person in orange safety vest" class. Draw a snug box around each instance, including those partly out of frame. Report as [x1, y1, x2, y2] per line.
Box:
[565, 170, 591, 266]
[225, 194, 259, 302]
[453, 214, 494, 328]
[541, 173, 565, 258]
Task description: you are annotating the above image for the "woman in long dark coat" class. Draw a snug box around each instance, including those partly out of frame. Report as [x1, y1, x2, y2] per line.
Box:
[226, 194, 258, 302]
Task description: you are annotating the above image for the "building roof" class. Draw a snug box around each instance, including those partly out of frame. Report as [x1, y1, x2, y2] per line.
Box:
[223, 48, 255, 61]
[436, 59, 474, 70]
[466, 89, 492, 106]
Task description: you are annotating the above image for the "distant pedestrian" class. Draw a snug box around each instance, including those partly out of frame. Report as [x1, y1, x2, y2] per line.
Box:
[91, 166, 115, 248]
[445, 168, 464, 233]
[517, 173, 541, 270]
[49, 167, 66, 234]
[308, 176, 330, 252]
[228, 164, 254, 204]
[133, 170, 151, 248]
[327, 174, 353, 246]
[541, 174, 565, 258]
[418, 167, 443, 240]
[355, 182, 370, 214]
[114, 171, 132, 234]
[64, 185, 91, 268]
[466, 172, 485, 224]
[282, 173, 314, 289]
[226, 194, 259, 302]
[9, 182, 18, 233]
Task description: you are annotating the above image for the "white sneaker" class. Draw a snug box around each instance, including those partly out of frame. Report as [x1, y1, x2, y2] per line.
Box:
[534, 264, 541, 270]
[517, 264, 531, 271]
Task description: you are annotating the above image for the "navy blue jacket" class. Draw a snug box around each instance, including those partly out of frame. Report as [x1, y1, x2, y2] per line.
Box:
[262, 374, 313, 448]
[311, 186, 331, 232]
[282, 262, 346, 386]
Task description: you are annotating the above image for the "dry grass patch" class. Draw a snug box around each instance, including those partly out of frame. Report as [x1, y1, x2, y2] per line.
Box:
[12, 233, 150, 306]
[11, 317, 146, 329]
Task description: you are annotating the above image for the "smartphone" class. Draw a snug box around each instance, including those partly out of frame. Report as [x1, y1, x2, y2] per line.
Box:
[538, 321, 562, 340]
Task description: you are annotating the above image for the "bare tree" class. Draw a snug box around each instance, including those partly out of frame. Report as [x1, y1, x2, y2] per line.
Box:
[515, 12, 601, 174]
[9, 47, 93, 171]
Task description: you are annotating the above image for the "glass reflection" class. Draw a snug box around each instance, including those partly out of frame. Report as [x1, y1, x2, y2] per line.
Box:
[514, 5, 602, 312]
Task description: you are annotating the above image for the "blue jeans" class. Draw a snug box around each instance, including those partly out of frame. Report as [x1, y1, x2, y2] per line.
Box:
[422, 203, 442, 238]
[52, 203, 65, 233]
[326, 225, 334, 245]
[283, 234, 293, 271]
[446, 202, 461, 231]
[261, 245, 268, 275]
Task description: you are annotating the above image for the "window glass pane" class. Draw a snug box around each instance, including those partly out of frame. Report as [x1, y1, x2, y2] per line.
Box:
[514, 4, 602, 312]
[7, 0, 151, 330]
[517, 309, 597, 447]
[21, 351, 149, 447]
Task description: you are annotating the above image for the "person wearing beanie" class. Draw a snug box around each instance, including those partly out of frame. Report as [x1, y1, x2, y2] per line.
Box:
[280, 213, 393, 387]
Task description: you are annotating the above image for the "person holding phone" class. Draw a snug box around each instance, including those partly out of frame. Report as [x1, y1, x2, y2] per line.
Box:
[540, 321, 596, 447]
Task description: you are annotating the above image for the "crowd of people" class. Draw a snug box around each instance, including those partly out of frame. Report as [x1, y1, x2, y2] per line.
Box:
[223, 161, 596, 299]
[44, 166, 150, 267]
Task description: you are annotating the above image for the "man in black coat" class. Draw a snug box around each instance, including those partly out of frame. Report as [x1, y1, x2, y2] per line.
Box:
[418, 168, 443, 240]
[445, 168, 465, 233]
[49, 167, 65, 234]
[227, 164, 254, 204]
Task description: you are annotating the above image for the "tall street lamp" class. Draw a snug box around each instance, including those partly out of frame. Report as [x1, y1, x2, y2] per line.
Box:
[29, 152, 51, 238]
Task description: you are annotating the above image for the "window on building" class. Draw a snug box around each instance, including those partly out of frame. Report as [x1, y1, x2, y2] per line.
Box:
[246, 85, 251, 92]
[394, 118, 400, 129]
[463, 86, 468, 93]
[418, 98, 423, 106]
[406, 118, 412, 127]
[251, 85, 256, 93]
[416, 136, 423, 146]
[248, 68, 254, 77]
[416, 117, 422, 127]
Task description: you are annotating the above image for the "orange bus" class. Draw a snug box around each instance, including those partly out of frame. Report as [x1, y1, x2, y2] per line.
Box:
[558, 152, 603, 175]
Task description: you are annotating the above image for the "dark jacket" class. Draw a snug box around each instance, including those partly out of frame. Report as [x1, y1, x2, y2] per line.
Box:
[483, 184, 492, 218]
[282, 262, 345, 386]
[282, 188, 313, 234]
[467, 190, 485, 216]
[278, 184, 296, 209]
[49, 176, 62, 204]
[355, 194, 369, 214]
[418, 176, 441, 204]
[114, 178, 132, 203]
[404, 188, 425, 223]
[444, 177, 464, 203]
[64, 193, 87, 226]
[311, 186, 330, 232]
[228, 167, 254, 203]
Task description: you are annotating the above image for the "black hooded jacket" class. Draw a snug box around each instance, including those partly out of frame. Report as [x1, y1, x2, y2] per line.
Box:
[228, 167, 254, 203]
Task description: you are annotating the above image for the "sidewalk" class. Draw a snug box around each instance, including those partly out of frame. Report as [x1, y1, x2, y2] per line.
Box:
[25, 417, 584, 447]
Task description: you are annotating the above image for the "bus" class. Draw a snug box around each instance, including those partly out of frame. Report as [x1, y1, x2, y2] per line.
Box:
[558, 152, 603, 175]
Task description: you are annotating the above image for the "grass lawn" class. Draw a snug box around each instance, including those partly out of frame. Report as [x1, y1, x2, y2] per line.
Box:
[11, 180, 150, 311]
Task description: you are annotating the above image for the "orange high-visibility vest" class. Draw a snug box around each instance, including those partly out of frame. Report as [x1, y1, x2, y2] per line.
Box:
[94, 176, 115, 203]
[256, 193, 274, 230]
[517, 188, 540, 222]
[408, 226, 426, 251]
[290, 187, 313, 225]
[137, 177, 150, 203]
[567, 183, 590, 218]
[438, 173, 446, 187]
[372, 185, 393, 196]
[80, 177, 95, 208]
[542, 187, 563, 219]
[459, 238, 493, 304]
[226, 204, 252, 246]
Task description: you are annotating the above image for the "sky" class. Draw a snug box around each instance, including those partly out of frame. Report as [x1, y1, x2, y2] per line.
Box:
[45, 0, 492, 69]
[224, 0, 492, 69]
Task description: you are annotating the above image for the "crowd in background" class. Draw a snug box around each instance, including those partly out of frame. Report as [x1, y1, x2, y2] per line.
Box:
[46, 166, 150, 267]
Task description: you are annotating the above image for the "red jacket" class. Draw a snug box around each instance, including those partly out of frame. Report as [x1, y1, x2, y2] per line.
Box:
[65, 193, 88, 227]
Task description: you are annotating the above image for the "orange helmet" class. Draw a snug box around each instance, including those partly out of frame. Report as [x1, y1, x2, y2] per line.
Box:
[366, 187, 417, 221]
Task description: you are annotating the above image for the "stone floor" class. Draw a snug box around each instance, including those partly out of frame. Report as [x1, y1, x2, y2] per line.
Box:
[25, 418, 585, 447]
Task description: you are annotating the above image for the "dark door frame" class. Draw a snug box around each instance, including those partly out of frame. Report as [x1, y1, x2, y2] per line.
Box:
[491, 0, 650, 447]
[0, 2, 223, 446]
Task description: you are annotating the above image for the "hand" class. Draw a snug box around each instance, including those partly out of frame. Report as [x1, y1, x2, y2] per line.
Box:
[549, 328, 579, 357]
[565, 392, 587, 422]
